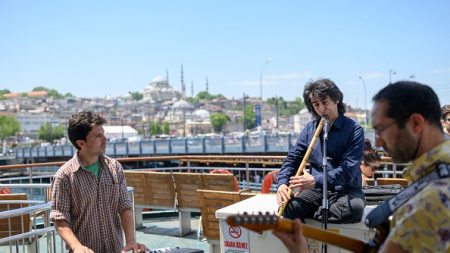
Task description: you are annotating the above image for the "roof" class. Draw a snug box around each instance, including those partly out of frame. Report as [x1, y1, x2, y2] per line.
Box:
[27, 91, 48, 97]
[3, 92, 21, 98]
[103, 125, 138, 134]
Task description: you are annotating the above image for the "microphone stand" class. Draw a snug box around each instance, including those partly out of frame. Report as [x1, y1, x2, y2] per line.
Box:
[321, 119, 330, 253]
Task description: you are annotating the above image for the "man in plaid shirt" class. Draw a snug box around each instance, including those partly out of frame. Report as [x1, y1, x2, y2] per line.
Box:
[50, 111, 148, 253]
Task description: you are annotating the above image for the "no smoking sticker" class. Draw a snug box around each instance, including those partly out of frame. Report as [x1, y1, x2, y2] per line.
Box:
[228, 225, 242, 238]
[221, 221, 249, 252]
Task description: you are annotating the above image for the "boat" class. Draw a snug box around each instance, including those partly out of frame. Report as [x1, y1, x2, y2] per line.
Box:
[0, 155, 407, 253]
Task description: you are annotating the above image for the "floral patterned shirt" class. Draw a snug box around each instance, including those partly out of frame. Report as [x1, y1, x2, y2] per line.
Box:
[387, 140, 450, 252]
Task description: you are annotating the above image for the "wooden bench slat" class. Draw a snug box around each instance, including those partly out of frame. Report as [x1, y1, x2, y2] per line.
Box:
[198, 189, 242, 240]
[0, 193, 31, 238]
[173, 173, 204, 210]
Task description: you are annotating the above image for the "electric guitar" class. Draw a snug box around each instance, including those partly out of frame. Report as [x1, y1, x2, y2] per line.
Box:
[226, 212, 389, 253]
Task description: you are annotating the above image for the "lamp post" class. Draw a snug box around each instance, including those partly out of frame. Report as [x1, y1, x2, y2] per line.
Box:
[259, 58, 272, 100]
[243, 93, 249, 131]
[389, 69, 396, 84]
[182, 108, 186, 137]
[358, 76, 368, 129]
[275, 96, 279, 129]
[121, 119, 125, 141]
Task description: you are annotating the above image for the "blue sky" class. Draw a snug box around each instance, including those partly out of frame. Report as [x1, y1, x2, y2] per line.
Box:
[1, 1, 449, 109]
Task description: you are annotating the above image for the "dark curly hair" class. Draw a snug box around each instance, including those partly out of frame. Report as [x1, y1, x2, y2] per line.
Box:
[363, 139, 380, 165]
[303, 78, 346, 119]
[68, 111, 107, 150]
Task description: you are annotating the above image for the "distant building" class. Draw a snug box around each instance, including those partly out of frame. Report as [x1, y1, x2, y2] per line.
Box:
[103, 125, 138, 141]
[293, 108, 313, 133]
[143, 76, 181, 103]
[4, 90, 48, 99]
[16, 112, 65, 139]
[188, 109, 212, 135]
[3, 92, 21, 99]
[27, 90, 48, 97]
[168, 99, 194, 136]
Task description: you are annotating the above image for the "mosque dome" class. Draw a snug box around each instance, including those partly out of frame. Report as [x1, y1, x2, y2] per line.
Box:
[172, 99, 193, 110]
[143, 75, 180, 102]
[150, 76, 167, 83]
[193, 109, 210, 120]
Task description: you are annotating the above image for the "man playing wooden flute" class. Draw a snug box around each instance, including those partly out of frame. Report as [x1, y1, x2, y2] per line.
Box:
[276, 78, 366, 223]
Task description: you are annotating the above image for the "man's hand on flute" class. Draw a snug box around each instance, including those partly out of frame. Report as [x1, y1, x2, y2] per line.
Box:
[276, 184, 291, 204]
[289, 170, 316, 197]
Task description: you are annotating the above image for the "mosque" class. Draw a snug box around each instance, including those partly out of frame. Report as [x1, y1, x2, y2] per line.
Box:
[143, 76, 181, 103]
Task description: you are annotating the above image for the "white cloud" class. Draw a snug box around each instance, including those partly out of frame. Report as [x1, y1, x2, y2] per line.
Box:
[433, 68, 450, 74]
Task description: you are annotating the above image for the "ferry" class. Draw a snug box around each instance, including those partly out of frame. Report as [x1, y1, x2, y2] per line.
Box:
[0, 155, 407, 253]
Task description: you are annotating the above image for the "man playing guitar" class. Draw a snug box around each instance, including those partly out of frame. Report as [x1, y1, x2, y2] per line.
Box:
[273, 81, 450, 252]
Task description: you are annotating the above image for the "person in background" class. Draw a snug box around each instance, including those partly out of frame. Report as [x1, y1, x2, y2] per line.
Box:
[276, 78, 365, 224]
[361, 139, 381, 186]
[254, 173, 261, 183]
[441, 104, 450, 137]
[273, 81, 450, 252]
[50, 111, 148, 253]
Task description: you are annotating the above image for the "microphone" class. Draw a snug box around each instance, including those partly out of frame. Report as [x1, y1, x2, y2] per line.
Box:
[323, 119, 330, 139]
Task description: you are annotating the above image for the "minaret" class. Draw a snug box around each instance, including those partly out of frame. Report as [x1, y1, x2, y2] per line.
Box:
[191, 81, 194, 97]
[206, 77, 209, 93]
[181, 64, 186, 99]
[166, 69, 169, 84]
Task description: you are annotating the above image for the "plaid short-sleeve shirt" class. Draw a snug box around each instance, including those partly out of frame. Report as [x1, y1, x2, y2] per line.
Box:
[50, 154, 132, 253]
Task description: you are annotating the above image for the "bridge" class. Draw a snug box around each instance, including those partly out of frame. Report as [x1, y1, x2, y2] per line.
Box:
[13, 130, 376, 160]
[14, 133, 295, 159]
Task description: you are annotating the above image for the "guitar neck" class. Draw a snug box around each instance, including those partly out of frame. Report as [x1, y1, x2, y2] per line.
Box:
[227, 215, 374, 253]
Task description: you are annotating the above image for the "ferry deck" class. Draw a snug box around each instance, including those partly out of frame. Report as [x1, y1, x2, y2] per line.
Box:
[0, 155, 407, 253]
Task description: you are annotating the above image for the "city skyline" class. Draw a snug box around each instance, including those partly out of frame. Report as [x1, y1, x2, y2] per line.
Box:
[1, 1, 450, 109]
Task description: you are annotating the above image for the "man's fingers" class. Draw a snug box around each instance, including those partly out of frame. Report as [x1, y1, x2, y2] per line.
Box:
[294, 219, 303, 237]
[280, 190, 290, 202]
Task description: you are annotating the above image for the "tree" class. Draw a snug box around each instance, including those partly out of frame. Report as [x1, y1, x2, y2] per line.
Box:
[210, 112, 230, 133]
[0, 89, 11, 100]
[285, 96, 305, 115]
[129, 91, 143, 101]
[0, 89, 10, 95]
[32, 86, 64, 98]
[186, 97, 199, 104]
[149, 121, 162, 136]
[196, 91, 226, 101]
[241, 105, 256, 130]
[162, 122, 170, 135]
[64, 92, 74, 98]
[0, 115, 20, 140]
[38, 123, 65, 143]
[267, 96, 305, 116]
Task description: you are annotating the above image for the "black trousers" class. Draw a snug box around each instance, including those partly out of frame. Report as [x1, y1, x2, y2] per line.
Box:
[283, 188, 365, 224]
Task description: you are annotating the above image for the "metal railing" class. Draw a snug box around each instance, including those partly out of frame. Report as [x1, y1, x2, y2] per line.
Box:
[1, 155, 406, 197]
[0, 186, 135, 253]
[0, 202, 55, 253]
